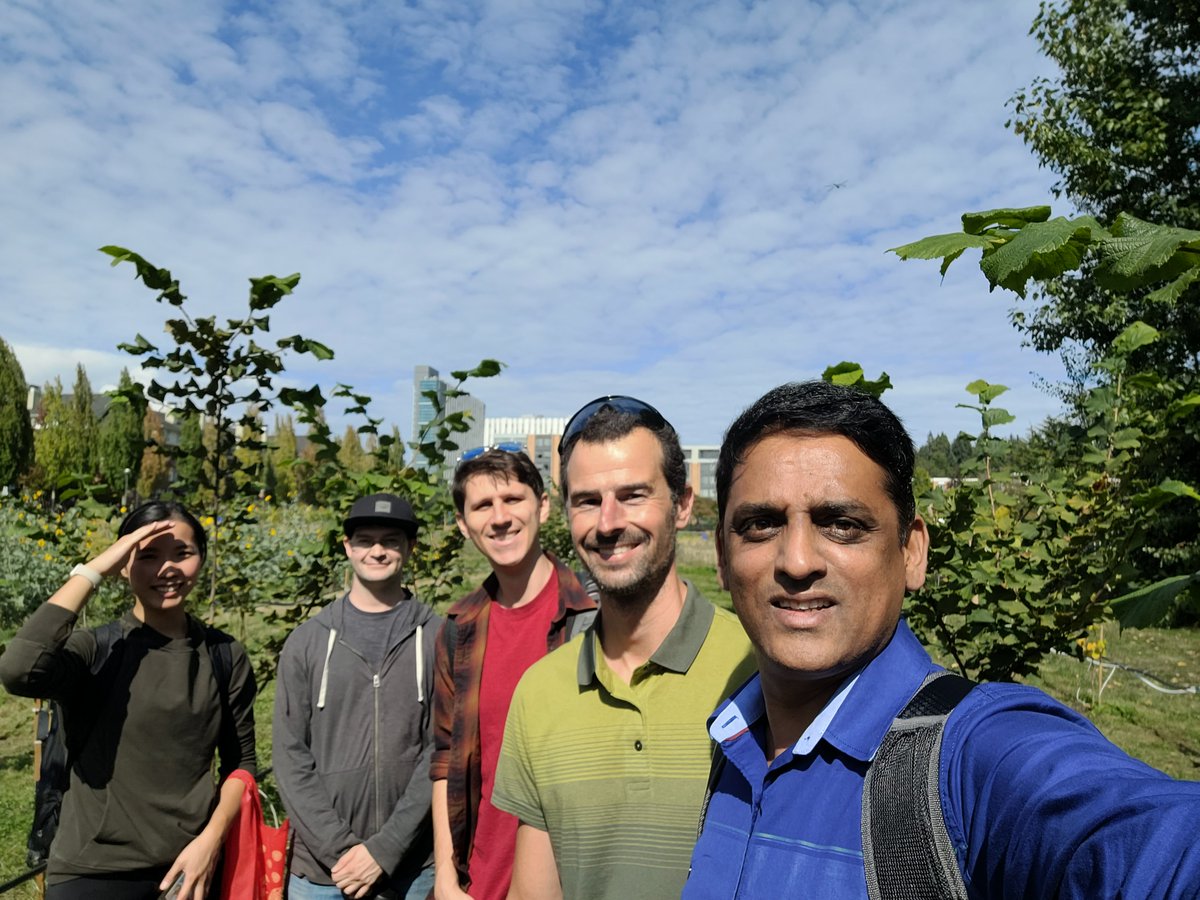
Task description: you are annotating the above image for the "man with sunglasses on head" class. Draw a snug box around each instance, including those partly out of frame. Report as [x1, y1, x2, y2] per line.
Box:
[274, 493, 441, 900]
[430, 445, 599, 900]
[491, 397, 756, 900]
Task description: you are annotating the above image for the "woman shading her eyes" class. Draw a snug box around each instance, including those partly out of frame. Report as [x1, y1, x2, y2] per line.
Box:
[0, 501, 257, 900]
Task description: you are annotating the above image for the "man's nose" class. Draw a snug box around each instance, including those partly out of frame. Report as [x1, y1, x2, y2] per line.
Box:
[596, 494, 626, 535]
[777, 522, 825, 585]
[490, 503, 513, 528]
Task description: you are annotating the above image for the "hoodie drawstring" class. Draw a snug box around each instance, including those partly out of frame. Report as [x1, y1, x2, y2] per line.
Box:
[317, 627, 337, 709]
[415, 623, 424, 703]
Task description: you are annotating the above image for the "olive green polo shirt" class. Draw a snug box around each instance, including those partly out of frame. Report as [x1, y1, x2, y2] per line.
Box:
[492, 583, 756, 900]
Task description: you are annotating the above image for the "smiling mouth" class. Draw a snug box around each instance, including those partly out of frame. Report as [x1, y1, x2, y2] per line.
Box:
[589, 543, 641, 561]
[772, 597, 834, 612]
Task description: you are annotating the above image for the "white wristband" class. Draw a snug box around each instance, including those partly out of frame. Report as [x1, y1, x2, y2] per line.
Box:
[69, 564, 102, 589]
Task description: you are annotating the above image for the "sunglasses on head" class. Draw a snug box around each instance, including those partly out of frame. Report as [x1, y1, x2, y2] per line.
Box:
[456, 442, 526, 464]
[558, 395, 669, 454]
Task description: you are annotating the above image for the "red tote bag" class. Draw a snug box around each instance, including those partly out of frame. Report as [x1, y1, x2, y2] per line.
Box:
[221, 769, 289, 900]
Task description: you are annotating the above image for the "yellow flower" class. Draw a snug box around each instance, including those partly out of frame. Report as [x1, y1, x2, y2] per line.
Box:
[269, 528, 277, 537]
[44, 553, 53, 561]
[37, 538, 46, 548]
[287, 550, 295, 556]
[264, 495, 272, 503]
[246, 504, 256, 514]
[244, 542, 252, 549]
[55, 528, 64, 536]
[120, 506, 127, 514]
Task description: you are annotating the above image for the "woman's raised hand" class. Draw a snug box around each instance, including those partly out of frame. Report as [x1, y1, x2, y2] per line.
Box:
[86, 519, 175, 579]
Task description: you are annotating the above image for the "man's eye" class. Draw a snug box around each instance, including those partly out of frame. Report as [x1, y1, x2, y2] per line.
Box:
[825, 519, 866, 539]
[732, 517, 778, 539]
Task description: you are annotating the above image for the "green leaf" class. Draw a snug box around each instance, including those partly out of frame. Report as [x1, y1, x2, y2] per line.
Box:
[1133, 479, 1200, 511]
[960, 206, 1052, 234]
[823, 362, 864, 383]
[964, 380, 1009, 404]
[117, 333, 158, 355]
[1110, 573, 1200, 629]
[248, 273, 301, 310]
[982, 408, 1016, 428]
[978, 217, 1093, 296]
[1095, 215, 1200, 291]
[278, 336, 335, 360]
[1145, 266, 1200, 306]
[822, 362, 892, 399]
[888, 232, 993, 263]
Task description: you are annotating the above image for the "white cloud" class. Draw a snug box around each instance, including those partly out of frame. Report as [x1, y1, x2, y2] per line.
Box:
[2, 0, 1073, 450]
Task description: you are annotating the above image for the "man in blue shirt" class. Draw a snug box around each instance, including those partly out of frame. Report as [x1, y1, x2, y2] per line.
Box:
[684, 380, 1200, 899]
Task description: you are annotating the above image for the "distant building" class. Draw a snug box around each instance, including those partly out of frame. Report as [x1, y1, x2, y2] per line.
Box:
[412, 365, 486, 475]
[484, 416, 570, 488]
[681, 445, 719, 500]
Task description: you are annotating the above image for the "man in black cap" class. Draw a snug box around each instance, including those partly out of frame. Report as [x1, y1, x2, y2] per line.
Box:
[274, 493, 442, 899]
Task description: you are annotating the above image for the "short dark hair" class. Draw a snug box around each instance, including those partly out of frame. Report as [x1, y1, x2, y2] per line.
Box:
[717, 381, 916, 537]
[560, 405, 687, 503]
[118, 501, 208, 562]
[452, 448, 545, 514]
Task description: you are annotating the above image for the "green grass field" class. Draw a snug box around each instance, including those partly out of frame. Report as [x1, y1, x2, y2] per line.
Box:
[0, 536, 1195, 887]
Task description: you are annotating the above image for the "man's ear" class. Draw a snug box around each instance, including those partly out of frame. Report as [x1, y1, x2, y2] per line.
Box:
[538, 492, 550, 524]
[903, 515, 930, 592]
[673, 485, 695, 529]
[715, 525, 728, 591]
[342, 536, 353, 560]
[455, 514, 470, 539]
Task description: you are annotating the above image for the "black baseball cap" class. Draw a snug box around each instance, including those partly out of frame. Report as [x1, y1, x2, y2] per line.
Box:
[343, 493, 420, 539]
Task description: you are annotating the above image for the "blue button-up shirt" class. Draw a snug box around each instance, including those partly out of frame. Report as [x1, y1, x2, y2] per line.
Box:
[684, 620, 1200, 899]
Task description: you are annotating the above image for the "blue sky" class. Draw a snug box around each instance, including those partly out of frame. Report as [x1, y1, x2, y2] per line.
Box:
[2, 0, 1069, 446]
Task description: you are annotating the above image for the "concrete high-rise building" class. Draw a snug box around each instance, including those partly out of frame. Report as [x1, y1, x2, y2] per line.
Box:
[446, 393, 486, 461]
[412, 365, 485, 475]
[412, 365, 445, 448]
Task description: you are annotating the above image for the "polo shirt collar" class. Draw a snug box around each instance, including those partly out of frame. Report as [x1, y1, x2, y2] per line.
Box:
[707, 619, 936, 764]
[577, 579, 713, 686]
[821, 619, 937, 762]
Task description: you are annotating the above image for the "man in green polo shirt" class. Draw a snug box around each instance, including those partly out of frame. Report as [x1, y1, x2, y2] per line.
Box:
[493, 396, 756, 900]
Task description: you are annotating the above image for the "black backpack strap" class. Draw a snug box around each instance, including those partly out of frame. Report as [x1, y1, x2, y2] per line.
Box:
[863, 672, 975, 900]
[204, 626, 234, 719]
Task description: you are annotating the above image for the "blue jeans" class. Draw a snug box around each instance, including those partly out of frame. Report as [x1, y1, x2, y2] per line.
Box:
[288, 867, 434, 900]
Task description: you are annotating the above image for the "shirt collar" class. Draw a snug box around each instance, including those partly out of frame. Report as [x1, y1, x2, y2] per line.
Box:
[577, 579, 714, 686]
[707, 619, 937, 764]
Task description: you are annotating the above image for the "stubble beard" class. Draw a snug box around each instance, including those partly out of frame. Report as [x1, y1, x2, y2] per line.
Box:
[583, 525, 679, 611]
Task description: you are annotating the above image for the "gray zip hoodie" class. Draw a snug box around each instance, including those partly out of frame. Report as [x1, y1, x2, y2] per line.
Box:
[273, 592, 440, 889]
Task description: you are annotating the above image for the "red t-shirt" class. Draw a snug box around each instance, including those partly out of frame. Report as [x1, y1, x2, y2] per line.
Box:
[468, 568, 560, 900]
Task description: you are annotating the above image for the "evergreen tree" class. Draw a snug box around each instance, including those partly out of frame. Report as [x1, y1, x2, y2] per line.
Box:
[176, 412, 204, 489]
[137, 408, 172, 497]
[271, 414, 299, 500]
[70, 363, 98, 477]
[97, 369, 143, 496]
[33, 379, 75, 490]
[0, 336, 33, 487]
[337, 425, 371, 474]
[384, 425, 405, 472]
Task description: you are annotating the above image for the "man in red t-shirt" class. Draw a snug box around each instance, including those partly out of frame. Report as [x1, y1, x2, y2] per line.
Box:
[430, 446, 598, 900]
